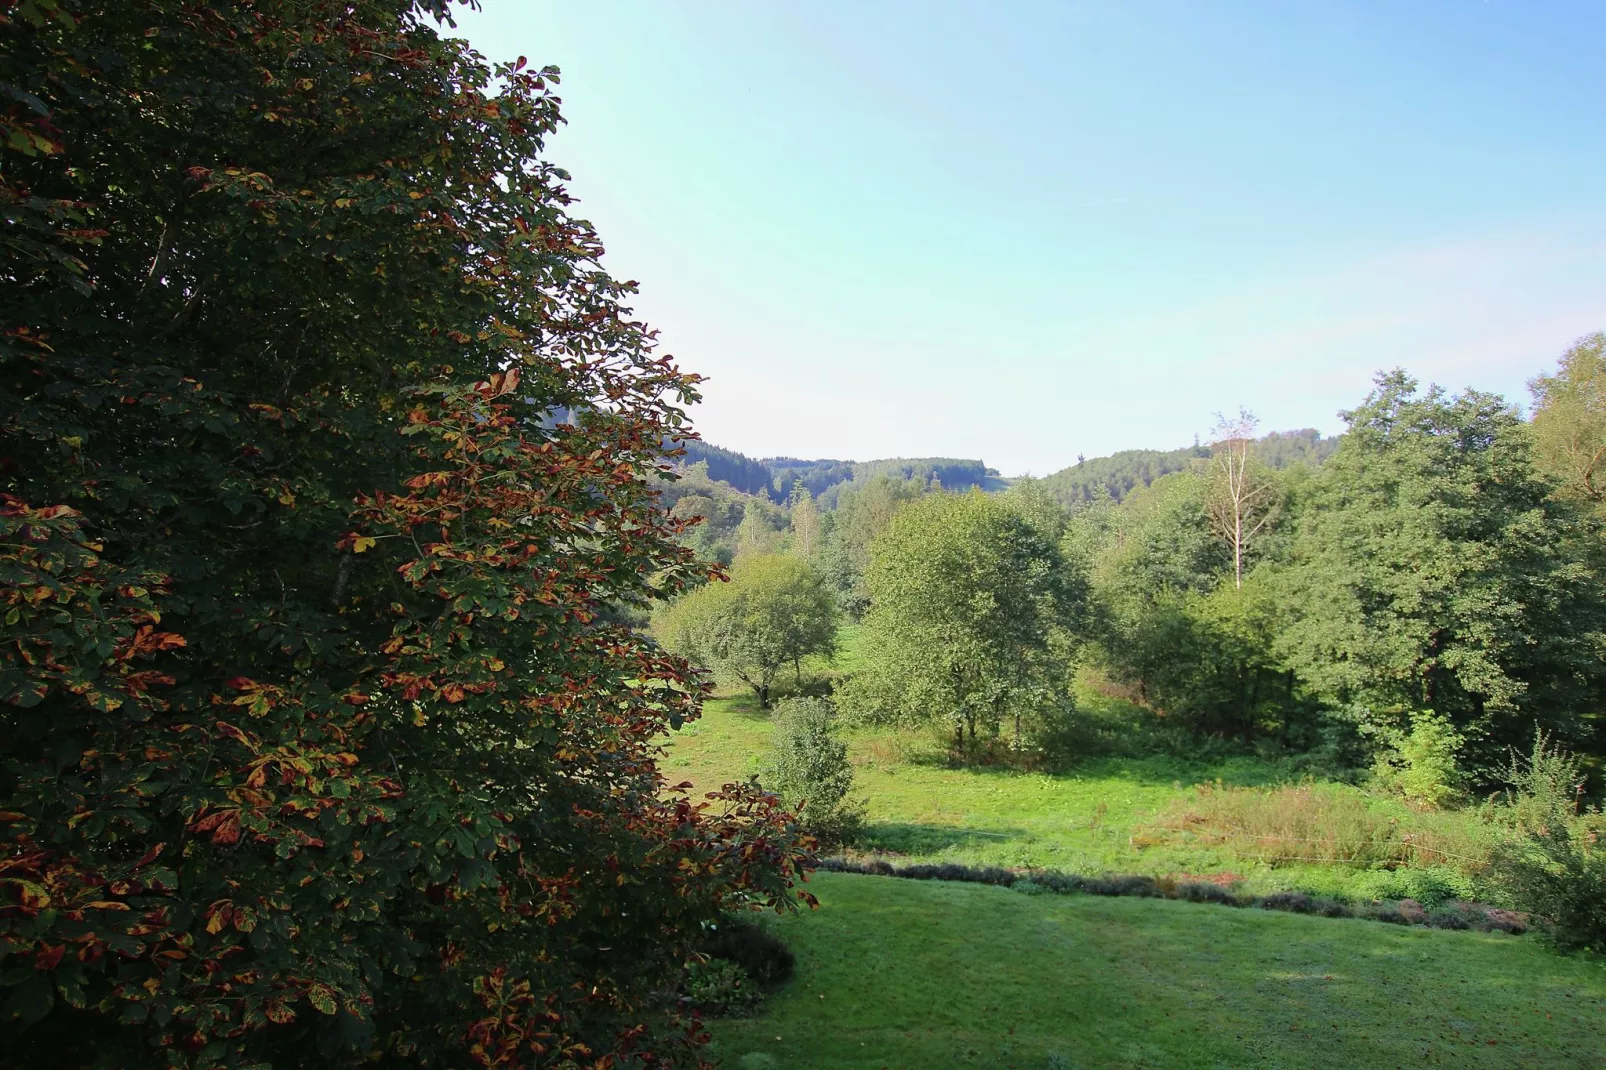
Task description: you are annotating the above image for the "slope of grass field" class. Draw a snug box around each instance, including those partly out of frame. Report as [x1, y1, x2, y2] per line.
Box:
[708, 872, 1606, 1070]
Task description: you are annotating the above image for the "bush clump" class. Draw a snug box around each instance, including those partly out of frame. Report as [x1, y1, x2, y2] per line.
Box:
[819, 857, 1531, 934]
[1255, 891, 1349, 917]
[702, 917, 796, 986]
[683, 959, 762, 1017]
[1345, 866, 1477, 909]
[1490, 733, 1606, 952]
[1370, 709, 1466, 809]
[766, 697, 867, 845]
[1175, 881, 1238, 905]
[682, 916, 796, 1017]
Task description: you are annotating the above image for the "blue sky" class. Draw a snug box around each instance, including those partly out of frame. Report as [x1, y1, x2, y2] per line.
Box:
[453, 1, 1606, 476]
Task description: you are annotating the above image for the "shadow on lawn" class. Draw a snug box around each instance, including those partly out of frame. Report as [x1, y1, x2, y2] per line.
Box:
[702, 696, 774, 723]
[861, 821, 1030, 854]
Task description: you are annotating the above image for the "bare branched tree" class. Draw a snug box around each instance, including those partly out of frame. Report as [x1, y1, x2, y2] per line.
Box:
[1206, 408, 1279, 588]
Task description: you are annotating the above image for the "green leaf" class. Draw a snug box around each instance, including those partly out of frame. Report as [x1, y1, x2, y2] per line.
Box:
[4, 975, 54, 1025]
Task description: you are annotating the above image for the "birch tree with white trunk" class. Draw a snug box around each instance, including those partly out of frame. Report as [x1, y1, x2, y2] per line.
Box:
[1206, 409, 1279, 588]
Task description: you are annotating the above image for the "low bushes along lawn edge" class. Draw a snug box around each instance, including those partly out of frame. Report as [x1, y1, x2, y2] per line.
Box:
[815, 857, 1528, 934]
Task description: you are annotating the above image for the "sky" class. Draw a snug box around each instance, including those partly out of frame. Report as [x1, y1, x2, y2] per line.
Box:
[452, 1, 1606, 476]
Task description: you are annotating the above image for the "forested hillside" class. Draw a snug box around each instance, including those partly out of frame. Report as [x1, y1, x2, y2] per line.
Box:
[672, 437, 776, 497]
[668, 439, 1006, 506]
[659, 429, 1340, 571]
[1041, 428, 1339, 505]
[798, 457, 1006, 507]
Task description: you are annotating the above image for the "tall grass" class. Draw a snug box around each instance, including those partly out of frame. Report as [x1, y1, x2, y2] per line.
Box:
[1142, 781, 1494, 872]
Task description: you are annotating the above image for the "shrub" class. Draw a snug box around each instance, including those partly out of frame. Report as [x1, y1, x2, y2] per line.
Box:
[1255, 892, 1350, 917]
[898, 862, 1016, 885]
[766, 697, 866, 845]
[1497, 728, 1588, 832]
[1176, 881, 1238, 905]
[1371, 709, 1465, 809]
[1489, 733, 1605, 952]
[1347, 866, 1476, 908]
[702, 917, 795, 986]
[683, 959, 762, 1017]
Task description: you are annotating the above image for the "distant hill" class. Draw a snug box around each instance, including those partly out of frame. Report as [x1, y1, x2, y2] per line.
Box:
[668, 439, 1005, 507]
[671, 438, 774, 497]
[772, 457, 1007, 507]
[1040, 429, 1339, 506]
[668, 430, 1335, 511]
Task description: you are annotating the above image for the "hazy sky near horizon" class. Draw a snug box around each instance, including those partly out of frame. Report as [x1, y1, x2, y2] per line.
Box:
[454, 1, 1606, 476]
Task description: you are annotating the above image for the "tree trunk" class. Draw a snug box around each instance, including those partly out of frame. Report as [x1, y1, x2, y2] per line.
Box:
[1243, 669, 1257, 743]
[1236, 665, 1247, 741]
[755, 683, 770, 709]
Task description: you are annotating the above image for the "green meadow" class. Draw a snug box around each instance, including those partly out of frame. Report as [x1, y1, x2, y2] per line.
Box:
[664, 691, 1486, 903]
[664, 687, 1606, 1068]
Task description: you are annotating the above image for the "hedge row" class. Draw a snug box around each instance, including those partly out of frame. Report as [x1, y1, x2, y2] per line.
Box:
[816, 858, 1527, 934]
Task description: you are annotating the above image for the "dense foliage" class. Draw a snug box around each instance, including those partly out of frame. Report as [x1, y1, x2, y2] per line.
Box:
[1040, 429, 1337, 507]
[1276, 372, 1606, 775]
[763, 697, 863, 846]
[1059, 373, 1606, 781]
[0, 2, 812, 1066]
[1489, 734, 1606, 952]
[652, 556, 837, 708]
[812, 475, 924, 616]
[1065, 472, 1314, 746]
[659, 463, 789, 566]
[1529, 331, 1606, 518]
[839, 492, 1085, 751]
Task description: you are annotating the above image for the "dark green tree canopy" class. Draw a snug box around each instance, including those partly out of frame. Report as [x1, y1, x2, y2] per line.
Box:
[1, 2, 810, 1065]
[1276, 371, 1606, 772]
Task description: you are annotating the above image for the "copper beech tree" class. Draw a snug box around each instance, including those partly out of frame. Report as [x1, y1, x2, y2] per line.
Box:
[0, 1, 812, 1066]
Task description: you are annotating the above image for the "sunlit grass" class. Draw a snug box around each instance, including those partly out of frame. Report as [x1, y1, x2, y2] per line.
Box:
[708, 872, 1606, 1069]
[664, 692, 1492, 901]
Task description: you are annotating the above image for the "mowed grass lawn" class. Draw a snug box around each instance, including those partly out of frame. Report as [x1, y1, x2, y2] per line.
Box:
[709, 872, 1606, 1070]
